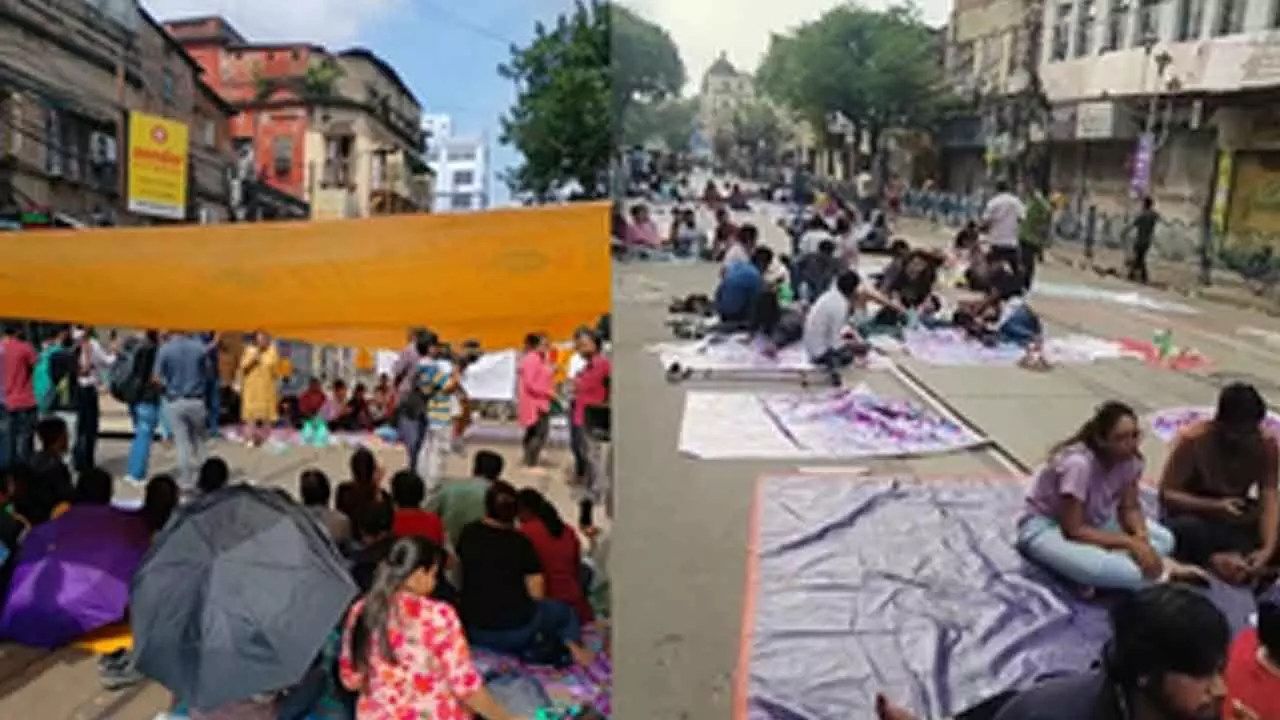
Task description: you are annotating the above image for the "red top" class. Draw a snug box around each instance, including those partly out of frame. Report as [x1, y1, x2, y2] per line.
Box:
[1223, 628, 1280, 720]
[520, 518, 593, 623]
[0, 337, 37, 411]
[393, 508, 445, 546]
[572, 354, 610, 427]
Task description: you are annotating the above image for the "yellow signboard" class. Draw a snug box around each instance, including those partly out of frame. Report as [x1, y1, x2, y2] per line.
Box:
[126, 111, 190, 220]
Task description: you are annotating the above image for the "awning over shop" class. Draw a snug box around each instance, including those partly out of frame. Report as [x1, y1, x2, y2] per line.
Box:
[0, 203, 610, 349]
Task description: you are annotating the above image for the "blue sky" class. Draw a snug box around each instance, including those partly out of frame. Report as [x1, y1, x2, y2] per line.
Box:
[144, 0, 571, 206]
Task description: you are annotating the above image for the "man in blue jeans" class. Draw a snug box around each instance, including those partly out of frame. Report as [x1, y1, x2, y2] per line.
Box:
[124, 331, 163, 485]
[154, 333, 211, 493]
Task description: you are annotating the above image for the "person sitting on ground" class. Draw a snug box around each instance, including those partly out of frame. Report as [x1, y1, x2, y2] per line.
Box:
[875, 239, 913, 293]
[321, 380, 350, 424]
[516, 488, 594, 626]
[710, 207, 738, 261]
[855, 210, 891, 251]
[798, 214, 834, 256]
[720, 222, 757, 274]
[727, 183, 749, 211]
[428, 449, 505, 552]
[141, 474, 179, 536]
[1016, 401, 1204, 594]
[70, 466, 113, 508]
[16, 417, 74, 526]
[349, 501, 397, 594]
[954, 264, 1049, 369]
[336, 447, 390, 541]
[624, 203, 662, 249]
[794, 239, 843, 303]
[669, 207, 706, 258]
[875, 249, 942, 326]
[389, 469, 445, 546]
[0, 468, 27, 600]
[1223, 600, 1280, 719]
[296, 377, 327, 423]
[802, 271, 872, 381]
[339, 536, 525, 720]
[197, 457, 230, 495]
[299, 468, 352, 549]
[714, 246, 772, 327]
[369, 373, 396, 427]
[875, 585, 1233, 720]
[330, 382, 374, 432]
[457, 481, 594, 666]
[1159, 383, 1278, 586]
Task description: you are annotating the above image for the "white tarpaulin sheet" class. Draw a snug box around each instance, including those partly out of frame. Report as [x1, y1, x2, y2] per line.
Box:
[1033, 281, 1197, 314]
[374, 348, 519, 402]
[651, 336, 894, 375]
[678, 385, 988, 460]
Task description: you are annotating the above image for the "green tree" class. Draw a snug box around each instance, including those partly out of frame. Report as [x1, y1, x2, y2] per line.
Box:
[730, 100, 787, 178]
[610, 5, 686, 139]
[755, 3, 945, 167]
[499, 0, 611, 199]
[622, 97, 697, 152]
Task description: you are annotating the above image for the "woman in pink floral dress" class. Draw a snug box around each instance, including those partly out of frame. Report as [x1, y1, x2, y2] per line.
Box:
[339, 537, 527, 720]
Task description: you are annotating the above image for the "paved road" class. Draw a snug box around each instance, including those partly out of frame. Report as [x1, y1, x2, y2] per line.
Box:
[609, 204, 1280, 720]
[0, 428, 596, 719]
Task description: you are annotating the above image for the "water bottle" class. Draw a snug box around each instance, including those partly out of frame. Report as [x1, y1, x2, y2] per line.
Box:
[1152, 329, 1173, 360]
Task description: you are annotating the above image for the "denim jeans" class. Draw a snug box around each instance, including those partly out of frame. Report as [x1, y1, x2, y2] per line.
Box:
[998, 305, 1043, 347]
[1016, 514, 1176, 591]
[396, 415, 426, 474]
[205, 376, 221, 435]
[128, 401, 161, 481]
[467, 599, 582, 657]
[3, 407, 37, 469]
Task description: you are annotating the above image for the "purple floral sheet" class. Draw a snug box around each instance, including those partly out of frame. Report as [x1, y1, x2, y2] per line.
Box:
[742, 475, 1260, 719]
[218, 422, 569, 449]
[473, 627, 611, 715]
[1148, 406, 1280, 443]
[679, 386, 986, 459]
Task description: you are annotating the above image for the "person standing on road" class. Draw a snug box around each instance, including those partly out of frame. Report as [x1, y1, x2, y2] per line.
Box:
[855, 164, 876, 221]
[71, 327, 113, 472]
[392, 330, 429, 470]
[1019, 189, 1052, 292]
[517, 333, 555, 468]
[154, 332, 211, 493]
[980, 180, 1027, 286]
[122, 331, 163, 485]
[0, 324, 38, 469]
[238, 331, 281, 447]
[1124, 196, 1159, 284]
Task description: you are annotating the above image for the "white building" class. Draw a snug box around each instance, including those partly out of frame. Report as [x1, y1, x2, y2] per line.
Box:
[1035, 0, 1280, 241]
[424, 115, 489, 212]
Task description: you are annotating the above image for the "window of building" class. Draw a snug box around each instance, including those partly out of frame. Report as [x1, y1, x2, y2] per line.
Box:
[1134, 0, 1161, 43]
[162, 67, 176, 104]
[1074, 0, 1096, 57]
[1175, 0, 1206, 40]
[1213, 0, 1248, 35]
[446, 148, 476, 163]
[452, 169, 475, 187]
[1051, 2, 1072, 61]
[272, 136, 293, 177]
[323, 135, 354, 187]
[452, 194, 473, 210]
[1103, 0, 1130, 51]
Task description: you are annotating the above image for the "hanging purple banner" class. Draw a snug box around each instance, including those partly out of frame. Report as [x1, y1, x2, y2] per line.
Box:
[1130, 132, 1154, 196]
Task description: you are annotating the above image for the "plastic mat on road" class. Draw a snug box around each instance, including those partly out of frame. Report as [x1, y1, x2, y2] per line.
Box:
[738, 474, 1258, 719]
[219, 422, 569, 450]
[679, 386, 985, 459]
[880, 328, 1136, 366]
[651, 336, 893, 377]
[1148, 406, 1280, 442]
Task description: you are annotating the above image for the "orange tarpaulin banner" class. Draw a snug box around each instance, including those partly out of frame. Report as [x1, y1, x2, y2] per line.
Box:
[0, 203, 611, 349]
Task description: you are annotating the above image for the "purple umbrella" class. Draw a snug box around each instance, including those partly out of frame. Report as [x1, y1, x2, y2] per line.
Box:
[0, 505, 151, 648]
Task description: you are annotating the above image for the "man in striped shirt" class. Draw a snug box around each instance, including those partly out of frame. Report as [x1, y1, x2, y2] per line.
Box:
[413, 338, 457, 492]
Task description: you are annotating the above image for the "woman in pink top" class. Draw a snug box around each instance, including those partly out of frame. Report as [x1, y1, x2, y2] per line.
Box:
[340, 536, 526, 720]
[624, 204, 662, 247]
[570, 327, 610, 533]
[1017, 401, 1203, 593]
[517, 333, 556, 467]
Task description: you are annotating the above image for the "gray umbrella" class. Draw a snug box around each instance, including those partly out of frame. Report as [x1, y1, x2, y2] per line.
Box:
[130, 485, 357, 712]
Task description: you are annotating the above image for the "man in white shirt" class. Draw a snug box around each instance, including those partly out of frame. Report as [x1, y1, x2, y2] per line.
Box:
[855, 167, 876, 219]
[981, 180, 1027, 281]
[802, 270, 865, 386]
[798, 215, 834, 255]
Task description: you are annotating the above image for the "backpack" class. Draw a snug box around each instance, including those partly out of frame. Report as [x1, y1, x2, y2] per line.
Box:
[108, 338, 146, 404]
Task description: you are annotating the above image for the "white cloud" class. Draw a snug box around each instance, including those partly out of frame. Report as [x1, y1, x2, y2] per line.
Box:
[623, 0, 950, 94]
[140, 0, 403, 46]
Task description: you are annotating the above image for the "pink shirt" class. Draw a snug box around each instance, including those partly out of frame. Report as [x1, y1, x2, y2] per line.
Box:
[516, 350, 555, 428]
[1023, 444, 1143, 528]
[572, 354, 610, 427]
[0, 337, 37, 411]
[625, 220, 662, 247]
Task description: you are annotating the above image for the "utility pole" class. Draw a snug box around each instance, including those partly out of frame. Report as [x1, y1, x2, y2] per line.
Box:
[1012, 0, 1047, 191]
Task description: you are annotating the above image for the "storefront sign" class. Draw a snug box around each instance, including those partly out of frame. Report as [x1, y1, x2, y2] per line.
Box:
[126, 112, 190, 220]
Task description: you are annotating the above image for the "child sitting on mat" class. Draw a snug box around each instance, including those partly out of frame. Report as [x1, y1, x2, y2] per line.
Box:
[953, 264, 1050, 371]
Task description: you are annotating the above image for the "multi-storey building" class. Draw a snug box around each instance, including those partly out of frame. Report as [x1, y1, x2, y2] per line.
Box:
[698, 52, 755, 148]
[1036, 0, 1280, 246]
[426, 119, 488, 212]
[0, 0, 235, 225]
[164, 15, 431, 220]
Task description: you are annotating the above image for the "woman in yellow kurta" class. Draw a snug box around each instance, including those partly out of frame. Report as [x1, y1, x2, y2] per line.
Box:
[239, 331, 281, 446]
